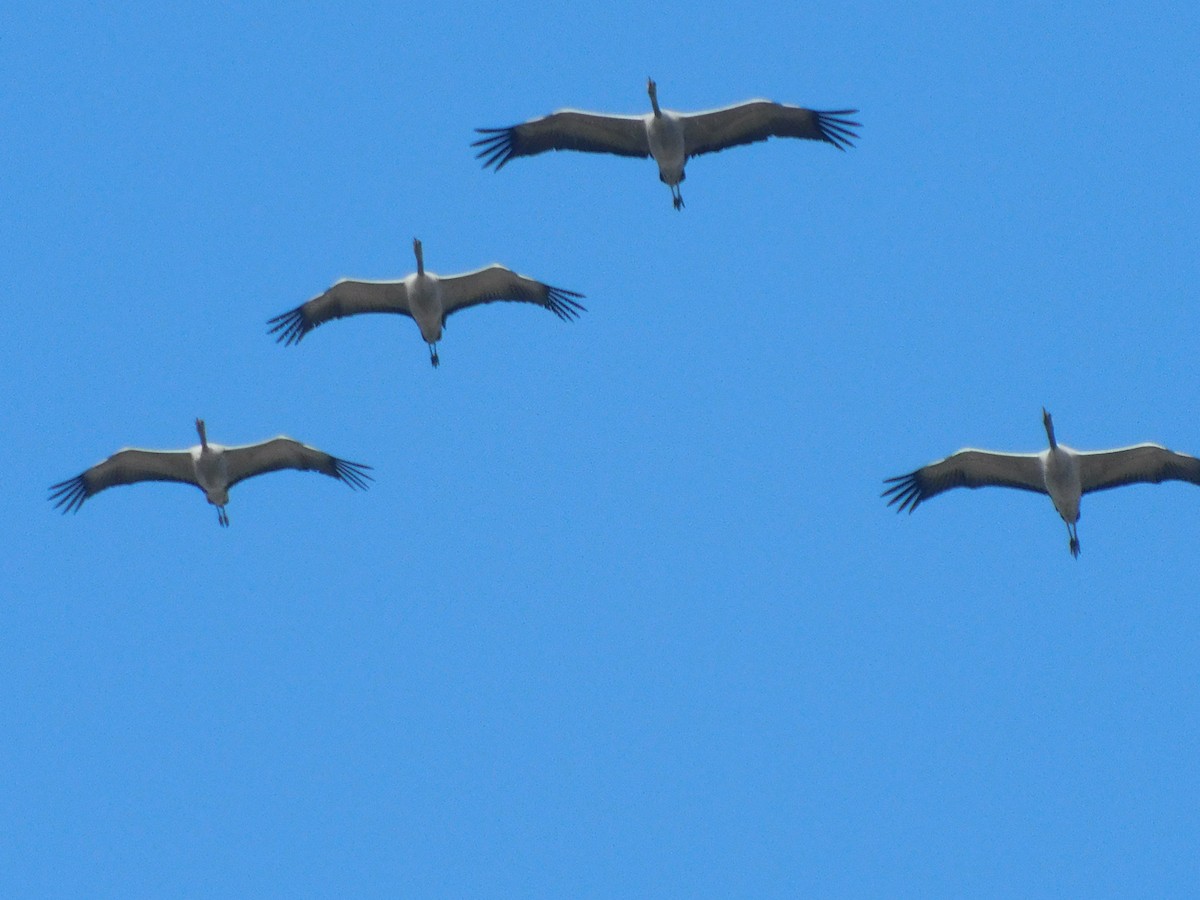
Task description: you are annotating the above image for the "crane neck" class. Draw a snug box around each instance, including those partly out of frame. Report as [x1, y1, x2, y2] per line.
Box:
[1043, 415, 1057, 449]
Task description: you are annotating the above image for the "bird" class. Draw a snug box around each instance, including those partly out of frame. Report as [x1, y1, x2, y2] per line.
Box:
[50, 419, 372, 527]
[473, 77, 859, 210]
[882, 409, 1200, 557]
[268, 238, 585, 367]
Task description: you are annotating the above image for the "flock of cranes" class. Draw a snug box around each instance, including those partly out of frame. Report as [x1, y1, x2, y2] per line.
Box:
[50, 79, 1200, 552]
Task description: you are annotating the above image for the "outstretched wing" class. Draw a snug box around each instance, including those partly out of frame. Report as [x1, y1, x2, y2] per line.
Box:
[1079, 444, 1200, 494]
[50, 448, 197, 513]
[682, 102, 859, 157]
[438, 265, 585, 323]
[883, 449, 1045, 513]
[268, 279, 412, 345]
[223, 437, 373, 491]
[474, 110, 650, 170]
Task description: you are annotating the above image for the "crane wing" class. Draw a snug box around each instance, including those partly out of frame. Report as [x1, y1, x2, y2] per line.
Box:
[438, 265, 585, 322]
[224, 437, 373, 490]
[682, 102, 859, 157]
[883, 449, 1045, 513]
[50, 448, 197, 513]
[474, 110, 650, 170]
[268, 279, 412, 345]
[1078, 444, 1200, 494]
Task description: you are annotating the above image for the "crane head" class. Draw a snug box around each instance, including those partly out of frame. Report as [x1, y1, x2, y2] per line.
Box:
[646, 77, 659, 109]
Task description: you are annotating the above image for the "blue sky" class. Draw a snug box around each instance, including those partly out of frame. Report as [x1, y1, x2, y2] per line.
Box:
[4, 1, 1200, 895]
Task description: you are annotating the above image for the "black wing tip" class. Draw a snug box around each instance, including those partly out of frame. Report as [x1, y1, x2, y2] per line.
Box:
[545, 287, 587, 321]
[472, 128, 516, 170]
[266, 308, 310, 346]
[881, 472, 922, 514]
[48, 475, 88, 514]
[333, 458, 374, 491]
[814, 109, 861, 151]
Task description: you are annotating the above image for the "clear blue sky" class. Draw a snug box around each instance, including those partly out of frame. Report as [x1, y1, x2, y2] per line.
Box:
[5, 2, 1200, 896]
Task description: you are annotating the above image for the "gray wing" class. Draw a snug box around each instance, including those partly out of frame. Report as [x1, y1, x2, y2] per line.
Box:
[438, 265, 585, 323]
[50, 448, 197, 513]
[268, 279, 412, 345]
[224, 437, 373, 490]
[474, 110, 650, 170]
[883, 449, 1046, 513]
[681, 101, 859, 157]
[1078, 444, 1200, 494]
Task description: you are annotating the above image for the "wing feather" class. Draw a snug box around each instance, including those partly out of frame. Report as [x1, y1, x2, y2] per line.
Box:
[682, 102, 860, 157]
[268, 279, 412, 346]
[883, 449, 1046, 513]
[473, 111, 649, 170]
[49, 449, 196, 513]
